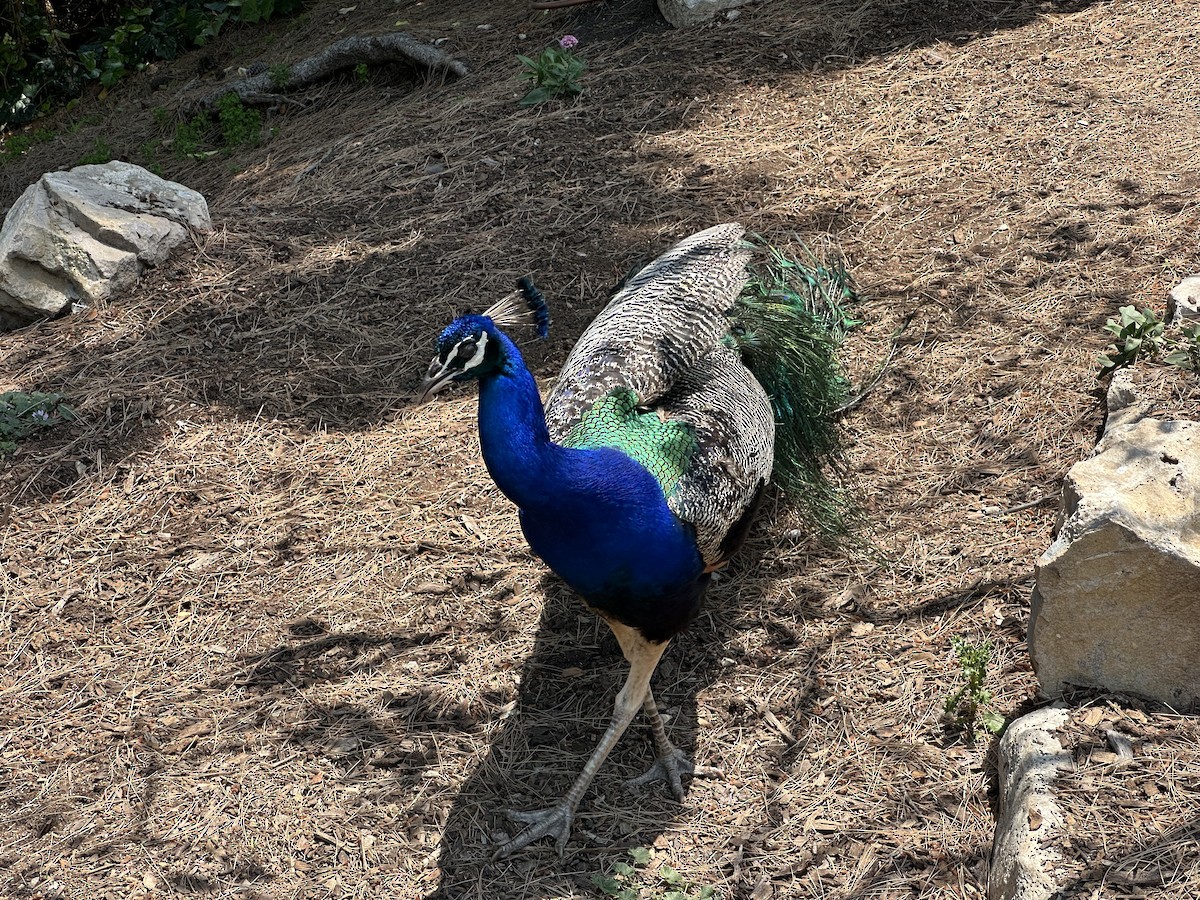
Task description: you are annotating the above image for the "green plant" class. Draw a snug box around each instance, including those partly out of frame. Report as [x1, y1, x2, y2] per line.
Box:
[2, 0, 304, 128]
[216, 91, 261, 148]
[268, 62, 292, 88]
[77, 137, 114, 165]
[943, 638, 1004, 739]
[517, 35, 585, 106]
[1163, 324, 1200, 371]
[0, 391, 76, 455]
[353, 62, 370, 83]
[173, 113, 212, 158]
[592, 847, 716, 900]
[1099, 305, 1200, 375]
[1, 126, 54, 163]
[1099, 305, 1166, 375]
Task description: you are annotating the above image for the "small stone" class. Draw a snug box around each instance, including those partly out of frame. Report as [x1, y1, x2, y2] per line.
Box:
[1167, 274, 1200, 327]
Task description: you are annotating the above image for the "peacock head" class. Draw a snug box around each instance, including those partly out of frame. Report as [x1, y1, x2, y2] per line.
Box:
[416, 276, 550, 404]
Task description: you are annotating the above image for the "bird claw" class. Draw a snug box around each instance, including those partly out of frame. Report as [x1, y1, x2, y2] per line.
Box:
[492, 803, 577, 859]
[624, 747, 723, 801]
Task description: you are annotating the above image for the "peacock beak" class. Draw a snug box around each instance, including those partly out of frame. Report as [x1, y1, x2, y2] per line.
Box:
[415, 356, 456, 404]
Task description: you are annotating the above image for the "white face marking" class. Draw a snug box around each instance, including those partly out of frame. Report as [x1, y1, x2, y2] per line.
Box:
[455, 331, 488, 371]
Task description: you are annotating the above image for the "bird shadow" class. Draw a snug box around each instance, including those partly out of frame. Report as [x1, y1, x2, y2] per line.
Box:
[425, 514, 836, 899]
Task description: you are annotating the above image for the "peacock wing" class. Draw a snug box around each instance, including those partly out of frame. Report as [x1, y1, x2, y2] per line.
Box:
[544, 223, 752, 440]
[657, 345, 776, 568]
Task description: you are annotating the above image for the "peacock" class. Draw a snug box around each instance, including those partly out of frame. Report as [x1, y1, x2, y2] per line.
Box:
[416, 223, 853, 857]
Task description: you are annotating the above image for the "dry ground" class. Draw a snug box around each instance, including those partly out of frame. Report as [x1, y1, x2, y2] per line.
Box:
[1, 0, 1198, 898]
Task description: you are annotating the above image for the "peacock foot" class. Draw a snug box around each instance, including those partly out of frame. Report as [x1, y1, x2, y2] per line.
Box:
[492, 803, 577, 859]
[624, 746, 723, 801]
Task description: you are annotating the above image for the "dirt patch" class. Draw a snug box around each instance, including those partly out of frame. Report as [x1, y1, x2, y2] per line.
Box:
[1, 0, 1198, 898]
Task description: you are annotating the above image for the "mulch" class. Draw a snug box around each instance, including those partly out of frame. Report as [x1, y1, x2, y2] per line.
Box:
[1, 0, 1197, 897]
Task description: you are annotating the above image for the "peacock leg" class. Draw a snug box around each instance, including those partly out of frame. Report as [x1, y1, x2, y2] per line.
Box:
[493, 623, 668, 858]
[624, 688, 723, 800]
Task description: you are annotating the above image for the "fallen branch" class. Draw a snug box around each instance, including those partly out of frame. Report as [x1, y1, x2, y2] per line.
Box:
[188, 31, 468, 112]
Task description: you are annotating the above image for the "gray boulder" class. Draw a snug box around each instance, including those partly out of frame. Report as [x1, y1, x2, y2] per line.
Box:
[658, 0, 759, 27]
[1029, 415, 1200, 708]
[0, 161, 209, 330]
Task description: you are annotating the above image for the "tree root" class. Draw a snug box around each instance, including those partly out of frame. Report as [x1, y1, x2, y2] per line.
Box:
[187, 31, 468, 112]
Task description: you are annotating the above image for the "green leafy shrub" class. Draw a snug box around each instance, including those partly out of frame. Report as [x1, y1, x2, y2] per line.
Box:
[2, 0, 305, 128]
[1099, 305, 1200, 375]
[517, 35, 585, 106]
[0, 391, 76, 455]
[216, 91, 261, 147]
[172, 112, 212, 158]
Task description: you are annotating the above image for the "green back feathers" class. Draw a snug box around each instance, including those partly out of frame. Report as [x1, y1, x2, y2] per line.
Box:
[730, 239, 860, 541]
[563, 387, 697, 496]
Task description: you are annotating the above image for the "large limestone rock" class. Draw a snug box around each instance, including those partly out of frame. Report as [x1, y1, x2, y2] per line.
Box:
[1029, 415, 1200, 708]
[0, 161, 209, 330]
[658, 0, 760, 27]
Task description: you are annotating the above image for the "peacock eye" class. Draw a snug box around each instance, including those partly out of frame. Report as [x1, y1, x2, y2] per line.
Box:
[458, 340, 478, 359]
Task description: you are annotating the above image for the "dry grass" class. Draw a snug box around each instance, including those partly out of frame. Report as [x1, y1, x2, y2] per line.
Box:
[1, 0, 1198, 897]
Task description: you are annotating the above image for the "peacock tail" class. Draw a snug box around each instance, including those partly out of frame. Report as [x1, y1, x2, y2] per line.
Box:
[730, 237, 861, 542]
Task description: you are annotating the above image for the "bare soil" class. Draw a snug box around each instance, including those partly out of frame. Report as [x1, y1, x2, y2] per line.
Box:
[1, 0, 1197, 898]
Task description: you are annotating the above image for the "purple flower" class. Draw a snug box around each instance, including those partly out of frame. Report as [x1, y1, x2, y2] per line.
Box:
[559, 35, 579, 50]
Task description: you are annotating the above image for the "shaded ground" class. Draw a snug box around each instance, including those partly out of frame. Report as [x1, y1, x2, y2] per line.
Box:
[1, 0, 1198, 898]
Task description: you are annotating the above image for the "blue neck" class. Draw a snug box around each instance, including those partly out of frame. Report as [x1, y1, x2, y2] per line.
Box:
[475, 330, 703, 603]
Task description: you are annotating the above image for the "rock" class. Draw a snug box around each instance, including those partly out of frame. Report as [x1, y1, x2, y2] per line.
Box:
[1030, 417, 1200, 707]
[658, 0, 760, 27]
[1167, 274, 1200, 327]
[0, 161, 209, 330]
[1103, 367, 1147, 432]
[988, 706, 1071, 900]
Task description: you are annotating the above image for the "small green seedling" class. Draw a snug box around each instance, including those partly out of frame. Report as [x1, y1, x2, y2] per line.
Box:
[353, 62, 369, 83]
[517, 35, 585, 106]
[943, 637, 1004, 739]
[0, 391, 76, 455]
[268, 62, 292, 89]
[592, 846, 716, 900]
[77, 138, 114, 166]
[1162, 323, 1200, 371]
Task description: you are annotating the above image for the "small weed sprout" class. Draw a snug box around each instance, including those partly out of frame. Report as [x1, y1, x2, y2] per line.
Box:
[77, 138, 114, 165]
[1162, 323, 1200, 372]
[173, 113, 212, 159]
[517, 35, 585, 106]
[353, 62, 370, 83]
[216, 92, 262, 148]
[943, 637, 1004, 739]
[592, 847, 716, 900]
[268, 63, 292, 89]
[0, 391, 76, 455]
